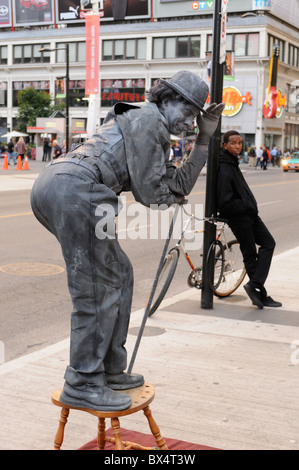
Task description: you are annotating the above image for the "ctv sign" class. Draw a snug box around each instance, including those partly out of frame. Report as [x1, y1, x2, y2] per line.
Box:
[252, 0, 271, 10]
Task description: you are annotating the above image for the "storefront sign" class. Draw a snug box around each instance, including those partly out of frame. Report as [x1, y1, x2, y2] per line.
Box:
[275, 89, 287, 119]
[85, 13, 100, 96]
[206, 86, 252, 117]
[252, 0, 271, 10]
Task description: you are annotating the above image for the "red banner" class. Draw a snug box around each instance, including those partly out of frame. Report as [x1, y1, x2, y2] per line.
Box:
[85, 13, 100, 96]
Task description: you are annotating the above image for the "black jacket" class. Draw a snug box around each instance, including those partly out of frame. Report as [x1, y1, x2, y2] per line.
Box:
[217, 149, 258, 221]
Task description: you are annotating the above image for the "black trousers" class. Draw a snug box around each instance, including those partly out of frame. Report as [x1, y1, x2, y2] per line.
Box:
[228, 215, 275, 292]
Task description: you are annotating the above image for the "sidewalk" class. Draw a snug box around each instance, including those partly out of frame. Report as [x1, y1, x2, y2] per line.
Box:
[0, 160, 45, 191]
[0, 246, 298, 450]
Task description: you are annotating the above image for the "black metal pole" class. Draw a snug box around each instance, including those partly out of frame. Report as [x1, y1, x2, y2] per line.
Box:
[201, 0, 225, 309]
[66, 43, 69, 154]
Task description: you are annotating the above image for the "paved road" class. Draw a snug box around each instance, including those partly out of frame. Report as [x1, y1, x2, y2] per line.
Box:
[1, 161, 299, 362]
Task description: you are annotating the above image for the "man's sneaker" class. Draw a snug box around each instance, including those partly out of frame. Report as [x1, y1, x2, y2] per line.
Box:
[244, 282, 264, 309]
[262, 296, 282, 308]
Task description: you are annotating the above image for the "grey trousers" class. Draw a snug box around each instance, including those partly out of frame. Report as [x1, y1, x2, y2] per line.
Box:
[30, 160, 133, 388]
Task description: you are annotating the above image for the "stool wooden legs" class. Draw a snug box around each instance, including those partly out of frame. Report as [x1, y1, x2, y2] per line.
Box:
[97, 417, 106, 450]
[53, 408, 69, 450]
[143, 406, 168, 450]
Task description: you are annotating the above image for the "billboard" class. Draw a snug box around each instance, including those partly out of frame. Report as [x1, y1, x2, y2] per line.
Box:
[56, 0, 81, 22]
[0, 0, 12, 27]
[13, 0, 54, 26]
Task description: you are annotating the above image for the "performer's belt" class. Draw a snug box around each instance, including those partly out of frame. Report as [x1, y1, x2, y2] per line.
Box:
[48, 157, 102, 183]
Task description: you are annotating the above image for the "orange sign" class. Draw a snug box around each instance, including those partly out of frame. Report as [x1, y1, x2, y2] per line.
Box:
[85, 13, 100, 96]
[276, 89, 287, 119]
[207, 86, 252, 117]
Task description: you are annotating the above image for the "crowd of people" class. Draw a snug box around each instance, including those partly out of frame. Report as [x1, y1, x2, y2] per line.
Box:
[247, 145, 296, 170]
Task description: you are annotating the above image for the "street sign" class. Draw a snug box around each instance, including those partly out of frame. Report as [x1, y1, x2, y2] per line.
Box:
[219, 0, 228, 64]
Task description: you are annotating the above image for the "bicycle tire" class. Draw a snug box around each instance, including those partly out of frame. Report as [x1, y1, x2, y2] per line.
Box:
[214, 240, 246, 298]
[206, 239, 225, 291]
[148, 248, 180, 317]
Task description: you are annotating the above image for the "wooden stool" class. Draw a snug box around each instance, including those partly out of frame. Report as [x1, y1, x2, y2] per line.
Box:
[51, 383, 168, 450]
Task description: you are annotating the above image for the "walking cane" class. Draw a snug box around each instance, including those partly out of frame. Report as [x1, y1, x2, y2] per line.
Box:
[128, 203, 181, 374]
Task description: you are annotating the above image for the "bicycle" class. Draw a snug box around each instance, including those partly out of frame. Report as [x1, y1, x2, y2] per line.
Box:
[148, 205, 246, 317]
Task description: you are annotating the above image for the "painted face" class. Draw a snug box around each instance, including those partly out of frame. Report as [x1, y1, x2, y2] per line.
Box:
[160, 99, 200, 136]
[224, 135, 243, 157]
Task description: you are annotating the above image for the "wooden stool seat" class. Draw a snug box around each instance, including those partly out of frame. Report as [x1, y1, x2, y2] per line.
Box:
[51, 383, 168, 450]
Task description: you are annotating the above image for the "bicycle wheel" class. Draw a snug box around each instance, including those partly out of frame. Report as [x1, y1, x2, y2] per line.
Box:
[148, 248, 180, 317]
[206, 240, 225, 291]
[214, 240, 246, 297]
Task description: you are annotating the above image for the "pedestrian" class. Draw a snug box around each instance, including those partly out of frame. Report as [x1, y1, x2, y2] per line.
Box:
[7, 139, 17, 165]
[16, 137, 26, 162]
[31, 70, 224, 411]
[173, 141, 183, 167]
[217, 130, 282, 310]
[42, 139, 50, 162]
[52, 139, 63, 160]
[261, 145, 269, 170]
[248, 146, 256, 167]
[255, 147, 263, 169]
[270, 145, 278, 167]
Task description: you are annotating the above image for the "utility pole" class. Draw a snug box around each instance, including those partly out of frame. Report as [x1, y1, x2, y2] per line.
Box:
[201, 0, 227, 309]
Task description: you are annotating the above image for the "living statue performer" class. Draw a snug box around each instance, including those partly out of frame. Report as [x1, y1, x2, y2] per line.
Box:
[31, 71, 225, 411]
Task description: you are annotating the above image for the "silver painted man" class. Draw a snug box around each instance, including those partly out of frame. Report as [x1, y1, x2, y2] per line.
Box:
[31, 71, 224, 411]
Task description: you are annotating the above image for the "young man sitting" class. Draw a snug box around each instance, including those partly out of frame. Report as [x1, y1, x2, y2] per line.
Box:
[217, 130, 282, 309]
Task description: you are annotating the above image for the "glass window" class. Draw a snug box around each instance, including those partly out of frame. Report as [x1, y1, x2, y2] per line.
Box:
[103, 41, 113, 60]
[115, 40, 124, 60]
[14, 45, 22, 63]
[247, 33, 259, 56]
[235, 34, 246, 56]
[69, 43, 77, 62]
[57, 44, 66, 63]
[153, 38, 164, 59]
[126, 39, 135, 60]
[23, 45, 31, 63]
[137, 39, 146, 60]
[177, 37, 188, 58]
[226, 34, 233, 51]
[78, 42, 86, 62]
[165, 37, 176, 59]
[190, 36, 200, 57]
[0, 46, 7, 64]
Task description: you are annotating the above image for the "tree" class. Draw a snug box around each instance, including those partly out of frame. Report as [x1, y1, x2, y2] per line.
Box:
[16, 87, 65, 134]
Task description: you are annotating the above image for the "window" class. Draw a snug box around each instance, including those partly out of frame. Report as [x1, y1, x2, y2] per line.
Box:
[55, 79, 88, 107]
[13, 44, 50, 64]
[268, 35, 285, 62]
[153, 35, 201, 59]
[56, 42, 86, 63]
[12, 81, 50, 106]
[102, 39, 146, 61]
[207, 33, 259, 57]
[289, 44, 299, 68]
[0, 82, 7, 107]
[0, 46, 8, 65]
[101, 79, 145, 107]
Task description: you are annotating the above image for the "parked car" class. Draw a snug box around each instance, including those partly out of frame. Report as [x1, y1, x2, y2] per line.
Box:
[282, 152, 299, 172]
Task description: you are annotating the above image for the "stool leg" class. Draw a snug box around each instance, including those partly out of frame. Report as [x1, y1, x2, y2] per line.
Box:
[143, 406, 168, 450]
[111, 417, 125, 450]
[54, 407, 69, 450]
[97, 417, 106, 450]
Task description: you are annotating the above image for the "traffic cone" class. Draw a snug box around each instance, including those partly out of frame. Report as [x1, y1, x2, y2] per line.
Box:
[16, 155, 23, 171]
[23, 155, 30, 170]
[2, 154, 9, 170]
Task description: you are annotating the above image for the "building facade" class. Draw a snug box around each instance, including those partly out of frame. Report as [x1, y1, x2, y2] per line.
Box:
[0, 0, 299, 157]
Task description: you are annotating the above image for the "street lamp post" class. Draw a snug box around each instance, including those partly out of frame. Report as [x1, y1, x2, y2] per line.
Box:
[201, 0, 225, 309]
[40, 44, 70, 153]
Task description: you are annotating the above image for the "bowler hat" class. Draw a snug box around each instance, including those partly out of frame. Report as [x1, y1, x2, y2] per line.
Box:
[160, 70, 209, 113]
